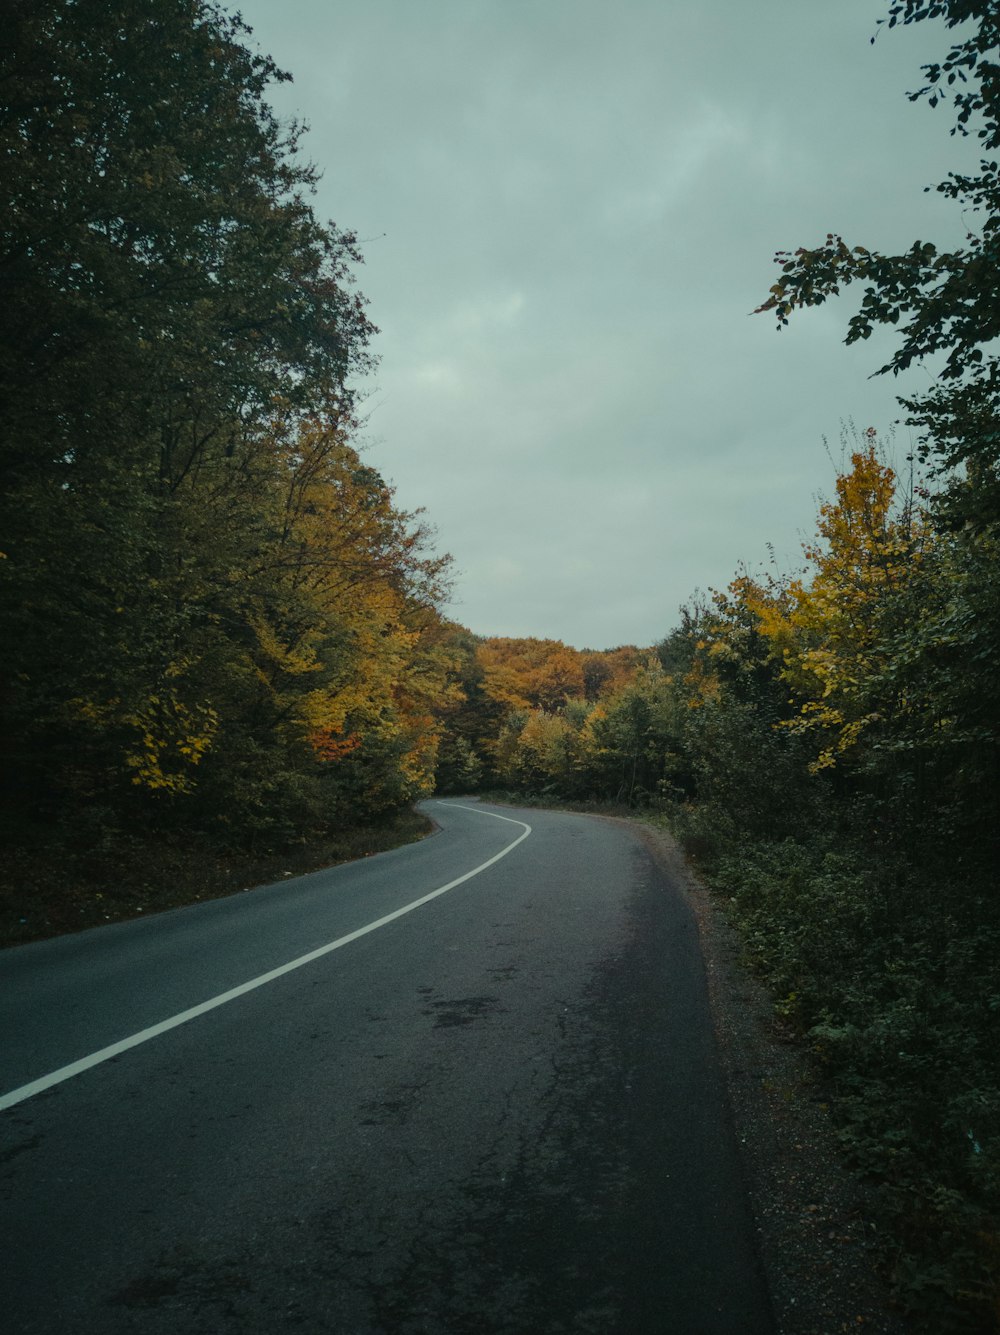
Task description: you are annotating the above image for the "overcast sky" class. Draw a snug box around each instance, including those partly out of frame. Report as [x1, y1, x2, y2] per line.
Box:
[235, 0, 976, 650]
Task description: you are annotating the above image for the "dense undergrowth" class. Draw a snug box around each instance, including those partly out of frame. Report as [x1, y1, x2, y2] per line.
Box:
[676, 814, 1000, 1332]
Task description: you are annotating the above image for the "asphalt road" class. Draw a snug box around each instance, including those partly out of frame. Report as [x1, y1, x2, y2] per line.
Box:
[1, 800, 775, 1334]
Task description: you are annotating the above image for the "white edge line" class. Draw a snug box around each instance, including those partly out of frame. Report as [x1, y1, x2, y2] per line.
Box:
[0, 804, 531, 1113]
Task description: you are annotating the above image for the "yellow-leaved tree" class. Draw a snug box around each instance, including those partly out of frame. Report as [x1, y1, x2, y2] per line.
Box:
[240, 411, 460, 818]
[746, 433, 932, 772]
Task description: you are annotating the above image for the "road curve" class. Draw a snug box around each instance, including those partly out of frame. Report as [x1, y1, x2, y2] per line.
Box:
[1, 800, 774, 1333]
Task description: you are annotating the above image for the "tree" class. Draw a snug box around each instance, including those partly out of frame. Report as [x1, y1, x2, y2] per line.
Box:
[431, 626, 505, 791]
[149, 409, 456, 834]
[0, 1, 478, 854]
[745, 433, 932, 773]
[751, 0, 1000, 863]
[1, 0, 374, 486]
[755, 1, 1000, 488]
[477, 637, 586, 712]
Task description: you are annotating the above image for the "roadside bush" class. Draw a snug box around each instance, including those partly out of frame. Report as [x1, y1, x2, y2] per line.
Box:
[708, 830, 1000, 1331]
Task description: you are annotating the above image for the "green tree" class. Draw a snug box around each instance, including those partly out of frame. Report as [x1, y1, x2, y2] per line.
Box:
[0, 0, 375, 822]
[432, 626, 503, 791]
[755, 1, 1000, 489]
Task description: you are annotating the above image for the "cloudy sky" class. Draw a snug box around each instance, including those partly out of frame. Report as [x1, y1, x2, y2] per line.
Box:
[236, 0, 975, 649]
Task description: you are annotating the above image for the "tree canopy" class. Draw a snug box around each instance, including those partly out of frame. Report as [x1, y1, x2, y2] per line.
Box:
[755, 0, 1000, 487]
[0, 0, 457, 852]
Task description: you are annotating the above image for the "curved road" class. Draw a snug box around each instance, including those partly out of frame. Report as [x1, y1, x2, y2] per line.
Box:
[1, 800, 774, 1333]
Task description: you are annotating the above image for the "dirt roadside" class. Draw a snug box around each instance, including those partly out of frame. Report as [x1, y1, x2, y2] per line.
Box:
[633, 819, 914, 1335]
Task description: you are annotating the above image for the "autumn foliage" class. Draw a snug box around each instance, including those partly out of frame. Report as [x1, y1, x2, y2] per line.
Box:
[0, 2, 461, 865]
[4, 5, 1000, 1329]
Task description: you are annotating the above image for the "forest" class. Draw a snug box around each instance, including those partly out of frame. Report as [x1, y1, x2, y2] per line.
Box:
[1, 1, 997, 1330]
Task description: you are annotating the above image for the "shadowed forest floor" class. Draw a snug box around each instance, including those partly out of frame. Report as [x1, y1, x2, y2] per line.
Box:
[0, 807, 432, 949]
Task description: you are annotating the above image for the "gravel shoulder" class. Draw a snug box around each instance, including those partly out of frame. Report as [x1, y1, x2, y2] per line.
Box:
[631, 818, 914, 1335]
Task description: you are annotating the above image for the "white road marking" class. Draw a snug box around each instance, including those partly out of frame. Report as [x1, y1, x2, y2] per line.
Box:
[0, 804, 531, 1112]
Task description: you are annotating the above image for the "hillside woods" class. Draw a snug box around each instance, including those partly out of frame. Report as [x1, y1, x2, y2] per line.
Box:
[2, 2, 998, 1331]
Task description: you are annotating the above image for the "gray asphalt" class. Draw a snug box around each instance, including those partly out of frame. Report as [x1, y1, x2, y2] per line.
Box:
[1, 800, 775, 1333]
